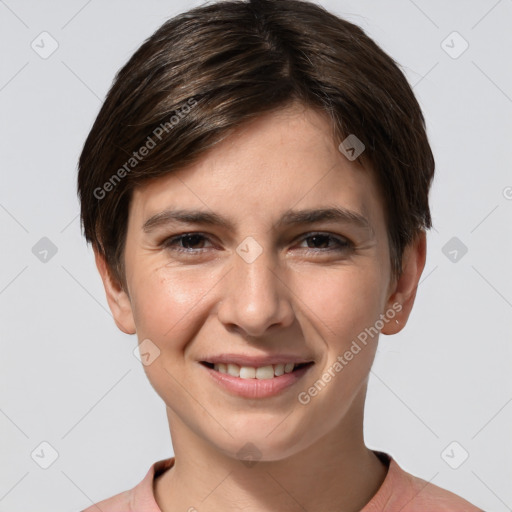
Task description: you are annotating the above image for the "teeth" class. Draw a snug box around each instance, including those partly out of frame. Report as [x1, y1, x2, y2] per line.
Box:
[226, 363, 240, 377]
[212, 362, 302, 379]
[239, 366, 256, 379]
[274, 363, 285, 376]
[284, 362, 294, 373]
[255, 366, 274, 379]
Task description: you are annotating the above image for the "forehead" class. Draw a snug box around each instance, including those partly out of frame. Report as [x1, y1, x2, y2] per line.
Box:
[129, 104, 386, 232]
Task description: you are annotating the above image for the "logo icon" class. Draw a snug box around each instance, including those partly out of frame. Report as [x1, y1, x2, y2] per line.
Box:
[441, 32, 469, 59]
[31, 32, 59, 59]
[32, 237, 58, 263]
[441, 441, 469, 469]
[31, 441, 59, 469]
[236, 236, 263, 264]
[237, 442, 262, 468]
[133, 338, 161, 366]
[442, 237, 468, 263]
[338, 134, 365, 161]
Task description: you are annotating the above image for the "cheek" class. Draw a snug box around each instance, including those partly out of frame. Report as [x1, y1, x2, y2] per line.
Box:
[130, 266, 213, 344]
[294, 264, 387, 345]
[128, 268, 216, 400]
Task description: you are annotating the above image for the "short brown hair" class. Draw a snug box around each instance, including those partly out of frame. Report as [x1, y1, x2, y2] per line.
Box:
[78, 0, 434, 288]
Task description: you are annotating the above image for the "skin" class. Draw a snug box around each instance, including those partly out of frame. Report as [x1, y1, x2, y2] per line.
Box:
[95, 102, 426, 512]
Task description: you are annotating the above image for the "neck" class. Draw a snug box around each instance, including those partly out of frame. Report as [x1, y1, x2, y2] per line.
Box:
[154, 397, 388, 512]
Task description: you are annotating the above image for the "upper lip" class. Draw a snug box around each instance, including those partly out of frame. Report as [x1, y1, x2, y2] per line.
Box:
[200, 354, 315, 367]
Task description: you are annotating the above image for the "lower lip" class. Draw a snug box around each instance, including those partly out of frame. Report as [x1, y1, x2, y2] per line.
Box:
[201, 363, 314, 398]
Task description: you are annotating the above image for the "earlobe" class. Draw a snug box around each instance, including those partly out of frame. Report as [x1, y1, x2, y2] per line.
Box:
[381, 231, 427, 335]
[93, 248, 136, 335]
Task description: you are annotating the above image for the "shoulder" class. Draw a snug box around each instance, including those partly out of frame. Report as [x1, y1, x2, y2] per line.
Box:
[80, 457, 174, 512]
[363, 452, 483, 512]
[81, 489, 133, 512]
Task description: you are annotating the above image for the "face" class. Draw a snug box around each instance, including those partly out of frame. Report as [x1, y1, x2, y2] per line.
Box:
[98, 103, 424, 461]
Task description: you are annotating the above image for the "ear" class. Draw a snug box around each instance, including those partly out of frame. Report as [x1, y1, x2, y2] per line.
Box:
[381, 231, 427, 335]
[94, 248, 136, 335]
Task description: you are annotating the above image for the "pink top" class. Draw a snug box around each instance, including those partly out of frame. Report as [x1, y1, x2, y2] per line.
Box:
[81, 452, 482, 511]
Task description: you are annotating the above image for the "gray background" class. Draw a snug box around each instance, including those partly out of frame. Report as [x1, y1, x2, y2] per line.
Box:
[0, 0, 511, 511]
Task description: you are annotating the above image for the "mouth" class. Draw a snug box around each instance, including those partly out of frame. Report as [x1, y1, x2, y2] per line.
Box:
[200, 358, 315, 398]
[200, 361, 314, 380]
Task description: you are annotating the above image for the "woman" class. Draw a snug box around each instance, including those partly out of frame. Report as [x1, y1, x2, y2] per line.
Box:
[78, 0, 482, 510]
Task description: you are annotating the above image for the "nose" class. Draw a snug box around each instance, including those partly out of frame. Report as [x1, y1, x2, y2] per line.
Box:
[217, 244, 295, 338]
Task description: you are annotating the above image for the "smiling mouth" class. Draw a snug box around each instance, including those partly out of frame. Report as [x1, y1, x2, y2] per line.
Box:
[200, 361, 314, 379]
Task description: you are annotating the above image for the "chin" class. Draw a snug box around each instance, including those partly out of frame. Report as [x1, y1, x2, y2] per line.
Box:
[210, 424, 309, 464]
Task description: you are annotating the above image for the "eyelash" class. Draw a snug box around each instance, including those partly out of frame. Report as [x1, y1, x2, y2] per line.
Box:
[161, 232, 353, 256]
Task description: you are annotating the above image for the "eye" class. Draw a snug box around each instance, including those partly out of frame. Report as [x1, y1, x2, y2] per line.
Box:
[161, 232, 353, 257]
[296, 233, 353, 253]
[162, 233, 213, 253]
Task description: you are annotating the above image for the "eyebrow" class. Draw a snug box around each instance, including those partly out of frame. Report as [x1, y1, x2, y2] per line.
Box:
[142, 206, 374, 235]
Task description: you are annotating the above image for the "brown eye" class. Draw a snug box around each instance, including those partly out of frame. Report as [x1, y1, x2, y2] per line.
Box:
[306, 234, 330, 249]
[162, 233, 212, 252]
[299, 233, 352, 251]
[178, 234, 207, 249]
